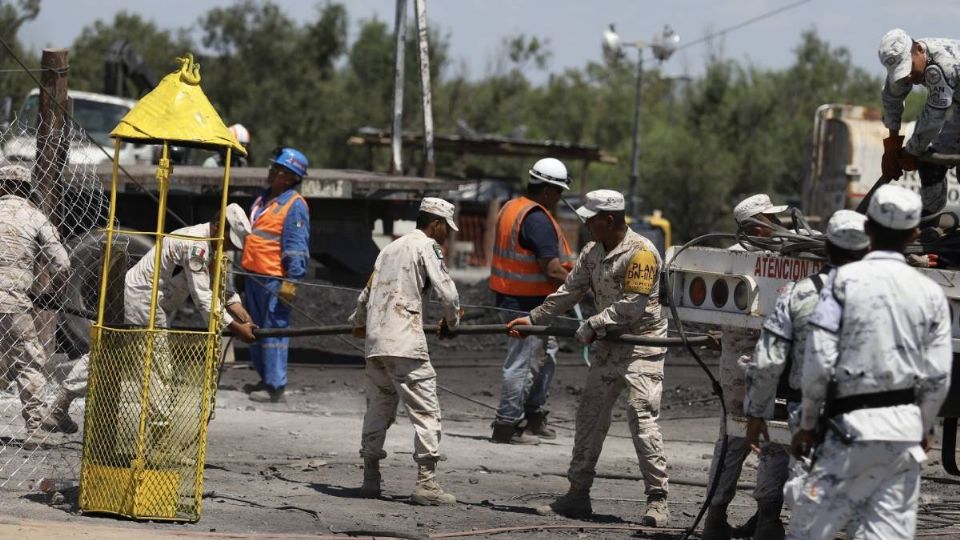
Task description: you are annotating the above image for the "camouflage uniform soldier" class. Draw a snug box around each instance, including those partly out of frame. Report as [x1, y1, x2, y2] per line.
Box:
[349, 197, 462, 506]
[703, 194, 792, 540]
[510, 190, 671, 527]
[0, 165, 70, 449]
[788, 185, 953, 539]
[742, 210, 870, 539]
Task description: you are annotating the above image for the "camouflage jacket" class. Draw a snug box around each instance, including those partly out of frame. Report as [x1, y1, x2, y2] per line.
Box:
[744, 268, 829, 418]
[530, 228, 667, 358]
[801, 251, 952, 441]
[0, 195, 70, 313]
[882, 37, 960, 155]
[349, 229, 460, 361]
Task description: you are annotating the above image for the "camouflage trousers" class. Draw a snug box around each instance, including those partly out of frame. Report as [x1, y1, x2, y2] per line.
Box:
[786, 437, 922, 540]
[0, 312, 49, 428]
[566, 344, 668, 497]
[359, 356, 442, 464]
[706, 346, 790, 506]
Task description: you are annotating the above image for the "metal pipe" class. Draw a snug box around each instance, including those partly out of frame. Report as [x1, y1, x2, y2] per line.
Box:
[413, 0, 435, 178]
[246, 323, 720, 349]
[626, 51, 643, 220]
[389, 0, 408, 174]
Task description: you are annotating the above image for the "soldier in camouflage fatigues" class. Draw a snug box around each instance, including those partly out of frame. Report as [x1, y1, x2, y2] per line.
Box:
[787, 186, 953, 540]
[349, 198, 462, 506]
[878, 29, 960, 215]
[0, 165, 70, 449]
[702, 194, 792, 540]
[511, 190, 671, 527]
[743, 210, 870, 539]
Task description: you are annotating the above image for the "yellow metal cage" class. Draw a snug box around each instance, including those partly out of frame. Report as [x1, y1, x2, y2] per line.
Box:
[79, 54, 245, 522]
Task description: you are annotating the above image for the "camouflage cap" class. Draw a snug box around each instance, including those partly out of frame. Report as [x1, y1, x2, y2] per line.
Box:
[734, 194, 788, 224]
[0, 164, 32, 183]
[576, 189, 624, 219]
[825, 209, 869, 251]
[878, 28, 913, 85]
[420, 197, 459, 232]
[867, 184, 921, 230]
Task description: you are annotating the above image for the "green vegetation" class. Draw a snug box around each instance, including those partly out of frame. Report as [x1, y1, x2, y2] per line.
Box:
[0, 2, 930, 239]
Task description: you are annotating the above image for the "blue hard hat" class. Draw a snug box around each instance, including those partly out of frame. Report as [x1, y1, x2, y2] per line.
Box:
[270, 147, 308, 178]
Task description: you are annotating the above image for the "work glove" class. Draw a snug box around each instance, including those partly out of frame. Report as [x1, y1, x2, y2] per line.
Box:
[898, 147, 918, 171]
[574, 320, 596, 345]
[351, 326, 366, 339]
[437, 318, 458, 339]
[881, 135, 904, 179]
[279, 280, 297, 303]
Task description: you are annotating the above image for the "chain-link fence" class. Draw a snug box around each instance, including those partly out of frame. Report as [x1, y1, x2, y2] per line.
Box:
[0, 113, 110, 496]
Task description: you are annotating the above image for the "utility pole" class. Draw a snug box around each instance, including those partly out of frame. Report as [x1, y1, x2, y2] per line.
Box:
[626, 52, 643, 220]
[389, 0, 407, 174]
[413, 0, 435, 178]
[35, 48, 69, 228]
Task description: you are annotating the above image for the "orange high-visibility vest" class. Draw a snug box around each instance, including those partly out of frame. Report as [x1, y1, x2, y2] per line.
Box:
[241, 193, 308, 277]
[489, 196, 574, 297]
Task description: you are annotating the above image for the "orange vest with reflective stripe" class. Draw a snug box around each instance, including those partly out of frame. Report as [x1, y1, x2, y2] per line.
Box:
[489, 197, 574, 297]
[241, 193, 308, 277]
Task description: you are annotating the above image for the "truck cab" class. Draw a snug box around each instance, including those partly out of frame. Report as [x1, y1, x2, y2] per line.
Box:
[2, 89, 153, 165]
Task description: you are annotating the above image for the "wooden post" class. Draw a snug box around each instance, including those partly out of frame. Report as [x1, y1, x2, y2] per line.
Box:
[413, 0, 435, 178]
[36, 49, 70, 227]
[390, 0, 408, 174]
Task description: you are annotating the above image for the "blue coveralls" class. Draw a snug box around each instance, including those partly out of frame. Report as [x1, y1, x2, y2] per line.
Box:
[245, 188, 310, 390]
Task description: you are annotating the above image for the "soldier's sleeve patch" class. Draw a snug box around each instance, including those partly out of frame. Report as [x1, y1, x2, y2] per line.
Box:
[187, 245, 207, 272]
[925, 65, 954, 110]
[624, 249, 657, 295]
[433, 244, 444, 260]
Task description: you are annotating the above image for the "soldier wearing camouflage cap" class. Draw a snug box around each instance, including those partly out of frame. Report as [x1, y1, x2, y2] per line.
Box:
[878, 28, 960, 216]
[0, 164, 71, 449]
[787, 185, 952, 539]
[742, 209, 869, 539]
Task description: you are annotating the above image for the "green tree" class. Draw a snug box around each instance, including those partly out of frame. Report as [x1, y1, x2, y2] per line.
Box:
[0, 0, 40, 113]
[69, 11, 194, 96]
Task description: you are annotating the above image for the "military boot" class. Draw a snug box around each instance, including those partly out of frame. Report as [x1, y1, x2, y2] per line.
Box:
[40, 390, 79, 434]
[751, 501, 785, 540]
[359, 458, 382, 498]
[642, 494, 670, 527]
[535, 488, 592, 518]
[524, 410, 556, 440]
[702, 504, 733, 540]
[730, 511, 757, 538]
[490, 421, 539, 445]
[410, 461, 456, 506]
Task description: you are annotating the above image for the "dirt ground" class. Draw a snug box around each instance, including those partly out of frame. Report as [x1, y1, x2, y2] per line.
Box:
[2, 334, 960, 539]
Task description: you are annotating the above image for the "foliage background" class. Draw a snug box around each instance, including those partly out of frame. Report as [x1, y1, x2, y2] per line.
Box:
[0, 1, 928, 239]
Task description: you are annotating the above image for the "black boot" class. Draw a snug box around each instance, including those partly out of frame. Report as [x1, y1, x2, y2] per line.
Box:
[249, 386, 285, 403]
[525, 410, 556, 440]
[702, 504, 733, 540]
[730, 511, 756, 538]
[490, 421, 539, 445]
[752, 501, 785, 540]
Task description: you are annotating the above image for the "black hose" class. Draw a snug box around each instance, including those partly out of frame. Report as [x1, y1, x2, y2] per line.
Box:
[663, 232, 736, 540]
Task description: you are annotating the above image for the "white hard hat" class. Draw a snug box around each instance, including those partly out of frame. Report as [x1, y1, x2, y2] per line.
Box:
[825, 210, 869, 251]
[419, 197, 459, 232]
[225, 203, 251, 248]
[867, 184, 921, 230]
[529, 157, 571, 191]
[228, 123, 251, 145]
[878, 29, 913, 85]
[734, 194, 788, 224]
[576, 189, 625, 219]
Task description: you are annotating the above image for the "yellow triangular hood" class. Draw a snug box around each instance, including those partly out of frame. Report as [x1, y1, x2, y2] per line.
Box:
[110, 54, 246, 155]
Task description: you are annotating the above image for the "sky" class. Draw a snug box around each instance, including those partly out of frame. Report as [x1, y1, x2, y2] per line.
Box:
[20, 0, 960, 83]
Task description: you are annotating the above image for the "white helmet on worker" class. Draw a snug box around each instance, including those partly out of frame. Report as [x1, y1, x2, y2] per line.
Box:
[229, 123, 251, 146]
[529, 158, 571, 191]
